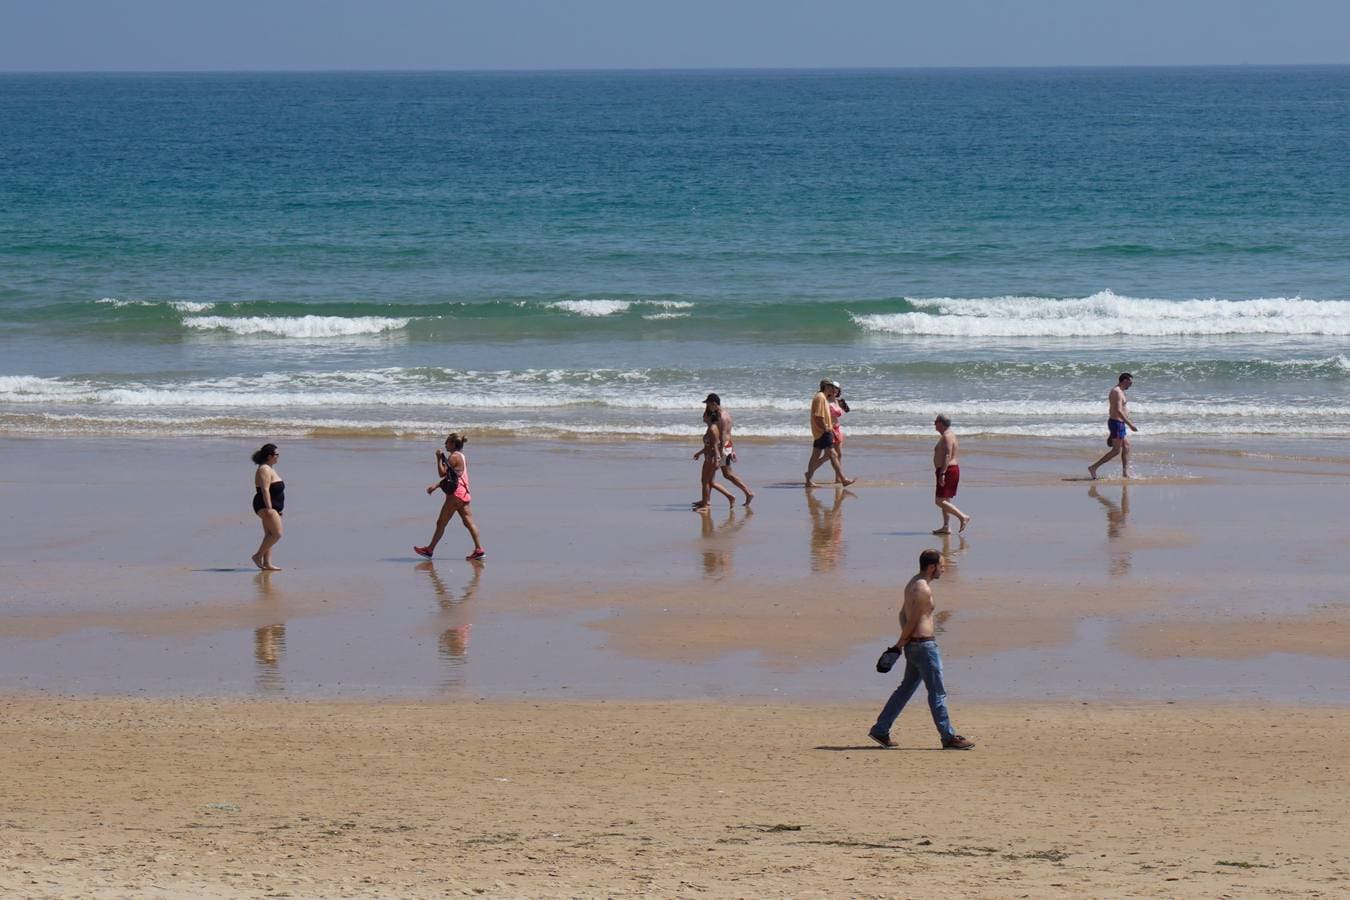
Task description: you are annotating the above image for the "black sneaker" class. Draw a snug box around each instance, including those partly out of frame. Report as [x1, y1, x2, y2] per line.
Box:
[868, 730, 897, 749]
[942, 735, 975, 750]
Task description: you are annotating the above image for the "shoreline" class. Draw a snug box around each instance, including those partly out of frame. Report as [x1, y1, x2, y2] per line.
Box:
[2, 694, 1347, 898]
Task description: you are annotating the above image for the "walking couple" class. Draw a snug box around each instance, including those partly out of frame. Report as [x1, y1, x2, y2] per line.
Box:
[693, 393, 754, 510]
[806, 379, 855, 487]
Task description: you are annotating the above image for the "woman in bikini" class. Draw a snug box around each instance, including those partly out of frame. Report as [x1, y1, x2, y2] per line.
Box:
[250, 443, 284, 571]
[415, 433, 486, 561]
[693, 409, 737, 511]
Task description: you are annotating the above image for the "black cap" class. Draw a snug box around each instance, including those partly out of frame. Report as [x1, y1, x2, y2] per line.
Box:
[704, 393, 721, 405]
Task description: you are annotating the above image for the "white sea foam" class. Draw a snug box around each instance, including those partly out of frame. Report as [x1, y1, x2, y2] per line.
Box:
[96, 297, 154, 308]
[548, 299, 695, 317]
[548, 300, 632, 316]
[168, 300, 216, 313]
[7, 373, 1350, 426]
[182, 315, 411, 337]
[96, 297, 216, 312]
[9, 410, 1350, 441]
[1268, 354, 1350, 372]
[853, 291, 1350, 337]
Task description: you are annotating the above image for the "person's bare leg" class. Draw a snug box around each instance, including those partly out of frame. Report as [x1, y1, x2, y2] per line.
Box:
[1120, 439, 1131, 479]
[1088, 443, 1121, 479]
[425, 497, 454, 554]
[932, 496, 951, 534]
[828, 448, 855, 487]
[721, 466, 754, 505]
[456, 503, 483, 553]
[805, 447, 826, 486]
[936, 498, 969, 534]
[694, 460, 715, 509]
[254, 510, 283, 571]
[710, 480, 736, 507]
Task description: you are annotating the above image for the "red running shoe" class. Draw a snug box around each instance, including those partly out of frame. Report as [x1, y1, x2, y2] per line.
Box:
[465, 548, 486, 561]
[413, 546, 433, 559]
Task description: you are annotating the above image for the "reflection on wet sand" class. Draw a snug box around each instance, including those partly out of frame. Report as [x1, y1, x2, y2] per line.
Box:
[937, 531, 969, 580]
[419, 560, 483, 688]
[806, 486, 854, 574]
[929, 534, 966, 637]
[698, 507, 754, 579]
[1089, 483, 1131, 577]
[252, 572, 287, 693]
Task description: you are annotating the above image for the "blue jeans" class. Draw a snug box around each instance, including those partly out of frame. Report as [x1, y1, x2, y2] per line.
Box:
[872, 640, 956, 741]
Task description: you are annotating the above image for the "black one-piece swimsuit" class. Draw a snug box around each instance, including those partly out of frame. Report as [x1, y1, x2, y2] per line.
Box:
[252, 481, 285, 515]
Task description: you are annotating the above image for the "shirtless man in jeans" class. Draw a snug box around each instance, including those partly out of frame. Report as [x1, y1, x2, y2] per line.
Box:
[869, 549, 975, 750]
[1088, 373, 1138, 480]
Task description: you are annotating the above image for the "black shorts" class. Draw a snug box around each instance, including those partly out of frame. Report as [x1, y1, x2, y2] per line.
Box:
[813, 432, 835, 451]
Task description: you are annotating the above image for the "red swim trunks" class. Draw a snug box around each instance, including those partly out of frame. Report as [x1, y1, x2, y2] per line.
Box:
[935, 464, 960, 499]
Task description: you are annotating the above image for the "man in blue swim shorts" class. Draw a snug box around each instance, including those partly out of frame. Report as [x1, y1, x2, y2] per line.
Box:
[1089, 373, 1137, 480]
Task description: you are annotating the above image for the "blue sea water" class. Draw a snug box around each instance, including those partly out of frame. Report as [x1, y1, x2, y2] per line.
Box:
[3, 67, 1350, 440]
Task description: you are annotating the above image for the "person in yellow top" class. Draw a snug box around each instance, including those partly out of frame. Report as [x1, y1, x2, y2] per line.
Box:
[805, 378, 854, 487]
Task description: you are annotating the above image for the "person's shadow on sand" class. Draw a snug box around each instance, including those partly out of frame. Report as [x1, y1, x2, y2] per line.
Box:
[813, 745, 943, 752]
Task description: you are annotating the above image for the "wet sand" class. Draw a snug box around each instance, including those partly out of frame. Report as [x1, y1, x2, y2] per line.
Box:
[2, 434, 1350, 700]
[2, 695, 1349, 898]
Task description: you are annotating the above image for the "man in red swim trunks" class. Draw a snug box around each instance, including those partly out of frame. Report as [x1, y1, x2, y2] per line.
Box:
[932, 414, 971, 535]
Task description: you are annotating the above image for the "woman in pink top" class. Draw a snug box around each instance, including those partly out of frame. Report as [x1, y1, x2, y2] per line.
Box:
[828, 381, 850, 469]
[415, 432, 486, 561]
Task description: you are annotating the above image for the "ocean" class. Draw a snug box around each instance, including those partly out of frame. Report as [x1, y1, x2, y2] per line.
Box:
[3, 67, 1350, 442]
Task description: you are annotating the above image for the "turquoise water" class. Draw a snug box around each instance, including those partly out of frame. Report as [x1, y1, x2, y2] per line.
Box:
[3, 68, 1350, 439]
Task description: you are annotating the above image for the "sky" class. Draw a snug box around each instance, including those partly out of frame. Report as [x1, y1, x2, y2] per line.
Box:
[2, 0, 1349, 72]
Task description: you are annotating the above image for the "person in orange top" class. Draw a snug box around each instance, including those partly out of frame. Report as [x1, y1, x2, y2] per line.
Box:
[804, 379, 853, 487]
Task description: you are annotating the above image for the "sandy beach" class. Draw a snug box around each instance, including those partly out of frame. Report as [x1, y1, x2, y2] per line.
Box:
[3, 433, 1350, 896]
[3, 696, 1349, 898]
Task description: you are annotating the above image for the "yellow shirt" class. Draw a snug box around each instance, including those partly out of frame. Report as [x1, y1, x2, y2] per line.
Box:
[810, 391, 833, 439]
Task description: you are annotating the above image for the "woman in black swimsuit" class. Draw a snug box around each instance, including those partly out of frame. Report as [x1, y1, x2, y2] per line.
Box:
[251, 443, 284, 571]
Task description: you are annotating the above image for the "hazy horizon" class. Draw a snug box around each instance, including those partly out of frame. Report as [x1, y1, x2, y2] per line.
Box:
[6, 63, 1350, 75]
[4, 0, 1350, 72]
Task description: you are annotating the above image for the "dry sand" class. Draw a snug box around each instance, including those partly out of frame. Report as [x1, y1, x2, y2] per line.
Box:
[2, 695, 1348, 898]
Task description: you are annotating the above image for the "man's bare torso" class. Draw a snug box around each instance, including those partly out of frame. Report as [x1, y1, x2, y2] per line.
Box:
[901, 574, 936, 640]
[1109, 385, 1127, 420]
[934, 430, 959, 469]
